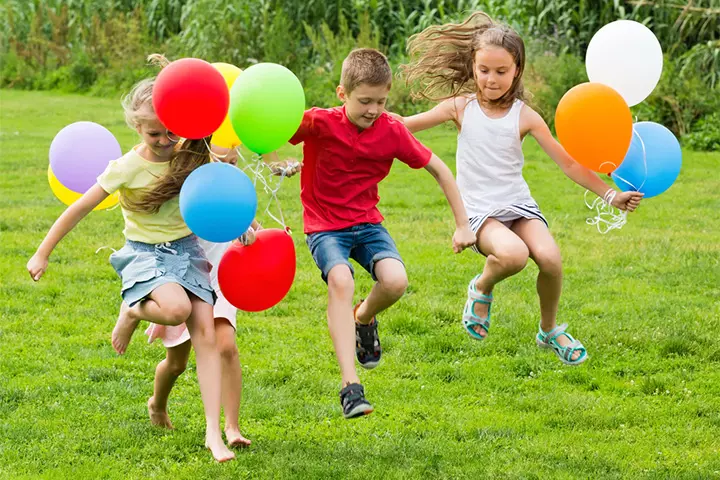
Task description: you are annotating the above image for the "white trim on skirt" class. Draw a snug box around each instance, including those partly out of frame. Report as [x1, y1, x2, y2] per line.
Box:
[469, 203, 548, 254]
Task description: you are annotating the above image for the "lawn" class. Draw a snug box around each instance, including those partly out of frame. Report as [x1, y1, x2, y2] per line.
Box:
[1, 89, 719, 479]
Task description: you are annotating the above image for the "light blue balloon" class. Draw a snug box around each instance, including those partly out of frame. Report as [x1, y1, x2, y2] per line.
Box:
[180, 163, 257, 242]
[611, 121, 682, 198]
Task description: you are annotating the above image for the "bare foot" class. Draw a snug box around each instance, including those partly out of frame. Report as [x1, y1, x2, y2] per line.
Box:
[206, 433, 235, 462]
[147, 397, 173, 429]
[112, 302, 139, 354]
[225, 426, 251, 448]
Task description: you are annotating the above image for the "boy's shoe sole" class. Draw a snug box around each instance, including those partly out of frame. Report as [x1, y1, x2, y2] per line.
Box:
[343, 403, 374, 419]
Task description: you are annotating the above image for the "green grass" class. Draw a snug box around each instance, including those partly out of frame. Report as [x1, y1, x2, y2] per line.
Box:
[1, 89, 719, 479]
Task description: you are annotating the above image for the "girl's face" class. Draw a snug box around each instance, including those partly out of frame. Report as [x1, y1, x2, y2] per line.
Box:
[473, 46, 518, 103]
[135, 106, 178, 160]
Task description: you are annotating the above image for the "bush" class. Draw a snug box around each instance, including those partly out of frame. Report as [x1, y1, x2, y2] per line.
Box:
[682, 113, 720, 152]
[632, 57, 720, 139]
[523, 45, 588, 130]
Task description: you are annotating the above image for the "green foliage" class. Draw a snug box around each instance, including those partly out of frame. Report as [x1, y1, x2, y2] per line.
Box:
[1, 0, 163, 93]
[1, 0, 718, 141]
[523, 45, 588, 130]
[301, 14, 380, 107]
[683, 113, 720, 151]
[633, 56, 720, 139]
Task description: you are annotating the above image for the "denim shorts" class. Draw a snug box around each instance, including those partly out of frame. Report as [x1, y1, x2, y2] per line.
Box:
[306, 223, 404, 283]
[109, 234, 216, 307]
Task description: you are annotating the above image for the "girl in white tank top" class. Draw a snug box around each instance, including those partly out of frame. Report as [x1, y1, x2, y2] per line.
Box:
[399, 12, 643, 365]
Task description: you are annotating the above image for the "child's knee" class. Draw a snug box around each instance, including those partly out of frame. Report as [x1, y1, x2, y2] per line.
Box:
[379, 272, 408, 298]
[327, 266, 354, 297]
[495, 245, 529, 274]
[166, 358, 188, 377]
[189, 322, 217, 348]
[218, 339, 239, 364]
[163, 301, 193, 326]
[534, 246, 562, 276]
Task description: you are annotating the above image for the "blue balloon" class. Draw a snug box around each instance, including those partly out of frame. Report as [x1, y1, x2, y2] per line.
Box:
[611, 121, 682, 198]
[180, 163, 257, 242]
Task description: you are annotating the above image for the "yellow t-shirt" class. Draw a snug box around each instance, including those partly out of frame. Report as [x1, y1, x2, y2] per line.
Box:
[97, 147, 191, 244]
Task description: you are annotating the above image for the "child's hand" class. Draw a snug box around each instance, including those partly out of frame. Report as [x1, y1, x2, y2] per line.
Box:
[611, 190, 644, 212]
[27, 253, 49, 281]
[270, 160, 302, 177]
[452, 225, 476, 253]
[211, 144, 239, 166]
[238, 227, 256, 246]
[223, 147, 239, 166]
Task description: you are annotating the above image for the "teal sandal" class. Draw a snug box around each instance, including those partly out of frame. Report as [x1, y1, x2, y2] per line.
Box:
[462, 275, 493, 340]
[536, 323, 588, 365]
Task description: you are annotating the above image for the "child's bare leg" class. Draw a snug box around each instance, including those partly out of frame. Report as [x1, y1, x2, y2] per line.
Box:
[215, 318, 250, 447]
[148, 340, 192, 429]
[354, 258, 407, 324]
[512, 219, 578, 360]
[326, 265, 360, 386]
[112, 283, 192, 354]
[468, 219, 529, 336]
[185, 297, 234, 463]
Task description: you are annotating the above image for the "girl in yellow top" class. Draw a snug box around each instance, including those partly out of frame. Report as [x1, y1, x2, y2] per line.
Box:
[27, 56, 236, 462]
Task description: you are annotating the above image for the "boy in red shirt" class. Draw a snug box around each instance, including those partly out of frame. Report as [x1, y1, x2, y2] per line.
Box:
[289, 48, 476, 418]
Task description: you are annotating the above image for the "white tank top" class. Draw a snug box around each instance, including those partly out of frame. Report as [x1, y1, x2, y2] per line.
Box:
[456, 98, 536, 218]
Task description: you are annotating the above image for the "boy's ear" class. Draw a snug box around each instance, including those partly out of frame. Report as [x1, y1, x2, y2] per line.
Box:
[336, 85, 347, 103]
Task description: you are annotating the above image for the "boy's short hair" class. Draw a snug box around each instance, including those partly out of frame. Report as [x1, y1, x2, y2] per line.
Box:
[340, 48, 392, 94]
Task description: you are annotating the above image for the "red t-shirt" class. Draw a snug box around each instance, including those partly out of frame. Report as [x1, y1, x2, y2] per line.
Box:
[290, 106, 432, 234]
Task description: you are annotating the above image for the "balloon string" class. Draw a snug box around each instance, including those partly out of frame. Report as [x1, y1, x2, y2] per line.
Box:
[203, 138, 232, 162]
[235, 148, 292, 234]
[610, 126, 648, 193]
[598, 161, 617, 172]
[584, 189, 627, 234]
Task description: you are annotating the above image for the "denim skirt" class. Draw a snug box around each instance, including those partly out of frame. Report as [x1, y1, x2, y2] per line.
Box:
[109, 234, 216, 307]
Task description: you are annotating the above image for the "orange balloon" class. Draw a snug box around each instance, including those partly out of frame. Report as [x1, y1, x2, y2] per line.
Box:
[555, 83, 632, 174]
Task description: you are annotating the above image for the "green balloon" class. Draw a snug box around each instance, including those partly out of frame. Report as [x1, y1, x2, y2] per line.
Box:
[229, 63, 305, 154]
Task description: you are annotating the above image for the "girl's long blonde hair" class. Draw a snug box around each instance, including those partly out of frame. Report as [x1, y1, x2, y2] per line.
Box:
[119, 54, 211, 214]
[401, 11, 526, 109]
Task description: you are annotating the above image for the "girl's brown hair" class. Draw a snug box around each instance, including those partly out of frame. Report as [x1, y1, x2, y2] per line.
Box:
[401, 12, 526, 109]
[120, 53, 212, 214]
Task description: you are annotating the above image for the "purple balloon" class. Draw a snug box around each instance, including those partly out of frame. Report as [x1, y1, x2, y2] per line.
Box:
[49, 122, 122, 193]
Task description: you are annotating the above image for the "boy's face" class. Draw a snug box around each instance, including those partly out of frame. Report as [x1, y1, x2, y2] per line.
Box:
[337, 83, 390, 130]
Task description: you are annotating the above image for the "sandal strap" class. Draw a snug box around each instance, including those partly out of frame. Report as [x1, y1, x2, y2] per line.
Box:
[559, 341, 585, 359]
[467, 288, 493, 303]
[540, 323, 568, 344]
[340, 383, 365, 402]
[463, 315, 490, 330]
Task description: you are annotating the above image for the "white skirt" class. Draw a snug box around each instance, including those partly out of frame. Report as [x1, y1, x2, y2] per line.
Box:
[469, 203, 548, 254]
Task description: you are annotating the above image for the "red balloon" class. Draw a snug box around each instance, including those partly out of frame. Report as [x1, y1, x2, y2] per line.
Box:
[152, 58, 229, 139]
[218, 229, 296, 312]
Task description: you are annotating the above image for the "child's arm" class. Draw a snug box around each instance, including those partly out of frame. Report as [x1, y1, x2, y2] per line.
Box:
[27, 184, 110, 281]
[424, 154, 476, 253]
[399, 97, 463, 133]
[525, 107, 644, 212]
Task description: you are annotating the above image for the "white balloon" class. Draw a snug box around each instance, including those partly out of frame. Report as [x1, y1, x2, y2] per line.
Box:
[586, 20, 663, 106]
